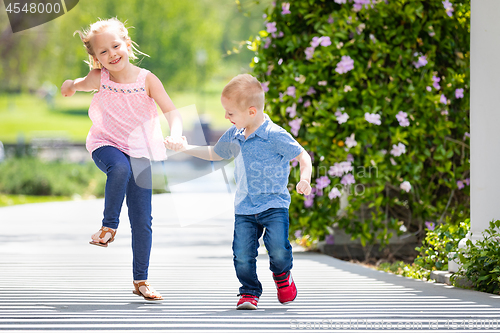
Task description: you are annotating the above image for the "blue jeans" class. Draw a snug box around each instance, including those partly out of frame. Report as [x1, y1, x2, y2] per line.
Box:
[233, 208, 293, 297]
[92, 146, 153, 281]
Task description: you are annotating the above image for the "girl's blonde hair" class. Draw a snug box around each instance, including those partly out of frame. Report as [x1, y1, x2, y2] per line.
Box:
[222, 74, 265, 112]
[74, 17, 149, 70]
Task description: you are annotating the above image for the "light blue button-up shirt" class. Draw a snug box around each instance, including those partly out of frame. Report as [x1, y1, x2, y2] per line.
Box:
[214, 115, 304, 215]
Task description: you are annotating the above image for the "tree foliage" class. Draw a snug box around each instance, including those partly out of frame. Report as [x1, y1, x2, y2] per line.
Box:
[0, 0, 262, 92]
[248, 0, 470, 245]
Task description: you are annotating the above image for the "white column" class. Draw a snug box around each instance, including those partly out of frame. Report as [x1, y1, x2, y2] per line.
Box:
[449, 0, 500, 272]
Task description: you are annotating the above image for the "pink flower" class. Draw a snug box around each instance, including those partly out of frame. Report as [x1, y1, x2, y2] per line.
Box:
[307, 87, 316, 95]
[442, 0, 454, 17]
[320, 36, 331, 47]
[464, 178, 470, 186]
[318, 81, 327, 86]
[328, 164, 343, 177]
[311, 36, 331, 48]
[440, 94, 448, 104]
[311, 37, 322, 48]
[365, 112, 381, 125]
[325, 234, 335, 245]
[286, 86, 296, 98]
[425, 221, 435, 231]
[340, 161, 353, 173]
[341, 174, 355, 185]
[266, 22, 277, 34]
[400, 181, 411, 193]
[426, 86, 432, 92]
[432, 76, 441, 90]
[263, 38, 272, 49]
[413, 54, 428, 69]
[281, 2, 291, 15]
[261, 81, 269, 93]
[304, 196, 314, 208]
[328, 187, 341, 200]
[291, 159, 298, 168]
[455, 88, 464, 99]
[345, 134, 357, 148]
[353, 0, 372, 11]
[335, 55, 354, 74]
[305, 47, 315, 60]
[335, 111, 349, 124]
[347, 154, 354, 162]
[303, 100, 311, 108]
[327, 15, 334, 24]
[286, 103, 297, 118]
[457, 180, 464, 190]
[289, 118, 302, 136]
[316, 176, 331, 190]
[396, 111, 410, 127]
[390, 143, 406, 157]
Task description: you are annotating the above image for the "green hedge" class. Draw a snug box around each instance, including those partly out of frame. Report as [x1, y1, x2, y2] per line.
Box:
[248, 0, 470, 245]
[0, 158, 106, 197]
[454, 220, 500, 294]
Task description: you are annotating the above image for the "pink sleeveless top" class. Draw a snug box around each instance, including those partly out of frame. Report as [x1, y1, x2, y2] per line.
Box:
[86, 67, 167, 161]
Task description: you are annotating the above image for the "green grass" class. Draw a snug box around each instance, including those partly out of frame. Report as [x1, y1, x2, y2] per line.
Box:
[0, 194, 72, 207]
[0, 79, 229, 144]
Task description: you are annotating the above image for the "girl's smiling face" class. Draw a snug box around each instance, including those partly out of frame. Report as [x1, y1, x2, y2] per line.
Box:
[91, 29, 131, 71]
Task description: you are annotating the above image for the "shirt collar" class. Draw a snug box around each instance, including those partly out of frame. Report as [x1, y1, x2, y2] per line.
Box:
[234, 114, 271, 141]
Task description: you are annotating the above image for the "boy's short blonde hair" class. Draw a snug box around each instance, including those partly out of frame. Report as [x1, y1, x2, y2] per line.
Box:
[222, 74, 265, 112]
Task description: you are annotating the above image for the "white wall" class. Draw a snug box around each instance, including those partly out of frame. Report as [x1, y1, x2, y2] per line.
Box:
[449, 0, 500, 272]
[470, 0, 500, 240]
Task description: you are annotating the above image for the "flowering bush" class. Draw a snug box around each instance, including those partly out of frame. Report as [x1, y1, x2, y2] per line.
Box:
[247, 0, 470, 245]
[454, 220, 500, 294]
[414, 219, 469, 273]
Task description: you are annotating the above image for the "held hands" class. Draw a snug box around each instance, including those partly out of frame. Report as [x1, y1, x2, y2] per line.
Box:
[296, 180, 312, 196]
[164, 136, 188, 152]
[61, 80, 76, 97]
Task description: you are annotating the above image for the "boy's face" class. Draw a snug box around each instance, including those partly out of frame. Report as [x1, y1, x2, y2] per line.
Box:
[221, 95, 253, 130]
[91, 30, 131, 72]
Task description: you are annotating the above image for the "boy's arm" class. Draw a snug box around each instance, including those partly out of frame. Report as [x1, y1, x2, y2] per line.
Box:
[295, 150, 312, 195]
[183, 145, 224, 161]
[61, 69, 100, 97]
[164, 138, 224, 161]
[146, 73, 184, 150]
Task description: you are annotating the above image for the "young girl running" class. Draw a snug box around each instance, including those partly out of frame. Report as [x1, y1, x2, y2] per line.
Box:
[61, 18, 185, 300]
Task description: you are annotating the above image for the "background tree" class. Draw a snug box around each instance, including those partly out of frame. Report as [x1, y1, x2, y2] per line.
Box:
[0, 0, 265, 93]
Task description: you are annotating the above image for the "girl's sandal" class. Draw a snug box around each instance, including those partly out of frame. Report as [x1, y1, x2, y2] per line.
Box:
[133, 281, 163, 301]
[89, 227, 116, 247]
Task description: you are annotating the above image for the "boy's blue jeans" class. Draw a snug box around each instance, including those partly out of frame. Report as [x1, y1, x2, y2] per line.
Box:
[233, 208, 293, 297]
[92, 146, 153, 281]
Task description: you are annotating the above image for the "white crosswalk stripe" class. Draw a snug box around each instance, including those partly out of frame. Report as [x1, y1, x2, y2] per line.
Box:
[1, 196, 500, 332]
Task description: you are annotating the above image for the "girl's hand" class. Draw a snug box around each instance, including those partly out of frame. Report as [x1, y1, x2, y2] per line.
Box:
[296, 180, 312, 196]
[164, 136, 187, 152]
[61, 80, 76, 97]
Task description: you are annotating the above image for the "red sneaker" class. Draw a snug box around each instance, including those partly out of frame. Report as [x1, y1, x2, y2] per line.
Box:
[273, 271, 297, 304]
[236, 294, 259, 310]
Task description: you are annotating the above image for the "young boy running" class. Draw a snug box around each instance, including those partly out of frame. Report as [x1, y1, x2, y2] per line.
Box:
[165, 74, 312, 310]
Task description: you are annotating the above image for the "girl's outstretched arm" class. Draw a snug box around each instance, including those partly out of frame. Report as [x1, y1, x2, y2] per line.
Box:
[61, 69, 101, 97]
[146, 72, 183, 138]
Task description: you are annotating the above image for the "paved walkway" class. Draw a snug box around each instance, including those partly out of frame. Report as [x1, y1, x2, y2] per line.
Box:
[0, 194, 500, 332]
